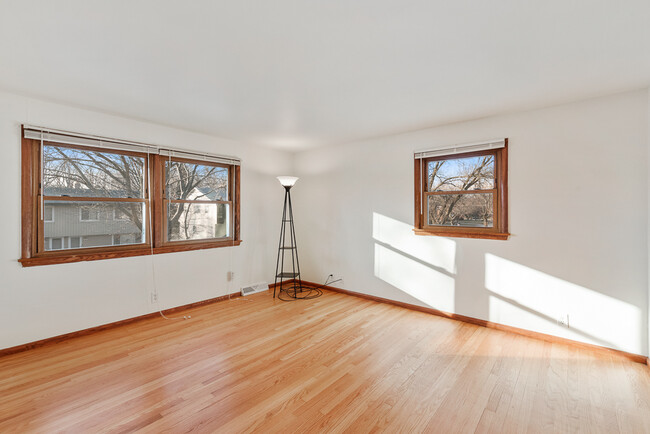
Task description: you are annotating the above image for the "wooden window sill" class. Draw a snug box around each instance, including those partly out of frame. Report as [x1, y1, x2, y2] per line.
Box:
[413, 228, 509, 240]
[19, 240, 242, 267]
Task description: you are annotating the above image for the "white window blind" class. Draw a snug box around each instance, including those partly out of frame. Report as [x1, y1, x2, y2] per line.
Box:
[157, 149, 240, 166]
[23, 125, 241, 165]
[414, 138, 506, 159]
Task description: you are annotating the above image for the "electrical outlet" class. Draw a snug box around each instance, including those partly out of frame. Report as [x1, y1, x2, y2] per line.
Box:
[150, 293, 158, 303]
[329, 274, 343, 285]
[557, 314, 570, 328]
[228, 271, 235, 281]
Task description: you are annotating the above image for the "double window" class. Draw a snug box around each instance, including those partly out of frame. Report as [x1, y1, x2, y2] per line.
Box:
[21, 129, 241, 266]
[414, 140, 508, 240]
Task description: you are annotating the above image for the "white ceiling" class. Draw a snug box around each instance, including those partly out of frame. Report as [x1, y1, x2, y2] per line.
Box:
[1, 1, 649, 150]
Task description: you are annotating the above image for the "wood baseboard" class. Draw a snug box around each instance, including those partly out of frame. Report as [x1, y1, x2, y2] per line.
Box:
[3, 280, 647, 367]
[299, 280, 649, 366]
[0, 289, 255, 358]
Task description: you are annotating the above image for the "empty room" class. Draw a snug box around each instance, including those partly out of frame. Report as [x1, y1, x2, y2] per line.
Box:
[1, 1, 650, 432]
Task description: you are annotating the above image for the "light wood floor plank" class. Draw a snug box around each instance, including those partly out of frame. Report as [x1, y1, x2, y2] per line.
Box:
[0, 290, 648, 433]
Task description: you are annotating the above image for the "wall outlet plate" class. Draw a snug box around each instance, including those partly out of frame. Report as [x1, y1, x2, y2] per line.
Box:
[329, 274, 343, 285]
[557, 314, 570, 328]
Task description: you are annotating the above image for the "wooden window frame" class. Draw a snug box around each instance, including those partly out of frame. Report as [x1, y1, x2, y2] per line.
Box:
[20, 132, 241, 267]
[156, 155, 238, 248]
[413, 140, 509, 240]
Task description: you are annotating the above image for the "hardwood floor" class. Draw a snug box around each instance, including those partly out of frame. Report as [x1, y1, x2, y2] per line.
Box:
[1, 290, 649, 433]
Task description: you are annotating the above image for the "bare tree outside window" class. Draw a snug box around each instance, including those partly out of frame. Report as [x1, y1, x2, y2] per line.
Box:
[44, 145, 145, 229]
[44, 146, 145, 197]
[42, 145, 147, 250]
[164, 161, 230, 241]
[426, 155, 495, 227]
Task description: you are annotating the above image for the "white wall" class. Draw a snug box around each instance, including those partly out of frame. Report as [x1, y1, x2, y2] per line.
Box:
[0, 90, 292, 350]
[3, 88, 649, 358]
[294, 89, 650, 357]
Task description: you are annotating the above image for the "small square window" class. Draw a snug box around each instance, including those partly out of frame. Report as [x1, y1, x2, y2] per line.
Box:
[50, 238, 63, 250]
[113, 209, 129, 220]
[80, 207, 100, 221]
[44, 206, 54, 222]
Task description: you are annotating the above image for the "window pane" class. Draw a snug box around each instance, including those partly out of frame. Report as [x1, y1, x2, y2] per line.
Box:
[427, 193, 493, 227]
[165, 161, 228, 201]
[43, 201, 145, 251]
[51, 238, 62, 250]
[80, 207, 100, 221]
[427, 155, 494, 192]
[43, 145, 145, 198]
[82, 234, 114, 248]
[114, 209, 128, 220]
[168, 202, 230, 241]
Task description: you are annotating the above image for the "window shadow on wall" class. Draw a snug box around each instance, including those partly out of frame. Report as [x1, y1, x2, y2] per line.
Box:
[485, 254, 643, 355]
[372, 212, 456, 312]
[370, 213, 644, 355]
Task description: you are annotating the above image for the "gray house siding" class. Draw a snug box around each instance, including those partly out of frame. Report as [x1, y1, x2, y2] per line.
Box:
[44, 202, 143, 251]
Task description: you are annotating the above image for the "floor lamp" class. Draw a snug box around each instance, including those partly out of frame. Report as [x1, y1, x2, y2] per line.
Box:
[273, 176, 321, 300]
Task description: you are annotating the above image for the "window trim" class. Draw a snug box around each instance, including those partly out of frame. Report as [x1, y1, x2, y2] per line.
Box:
[20, 129, 241, 267]
[413, 140, 509, 240]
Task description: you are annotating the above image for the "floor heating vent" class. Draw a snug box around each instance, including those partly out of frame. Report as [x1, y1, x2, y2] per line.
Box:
[241, 282, 269, 296]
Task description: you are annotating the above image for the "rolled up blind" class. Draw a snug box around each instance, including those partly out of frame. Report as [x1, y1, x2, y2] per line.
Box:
[414, 138, 506, 159]
[23, 125, 241, 165]
[158, 149, 240, 166]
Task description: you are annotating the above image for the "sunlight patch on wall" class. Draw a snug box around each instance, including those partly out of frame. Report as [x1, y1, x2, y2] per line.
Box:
[372, 212, 456, 274]
[485, 254, 642, 354]
[374, 243, 455, 312]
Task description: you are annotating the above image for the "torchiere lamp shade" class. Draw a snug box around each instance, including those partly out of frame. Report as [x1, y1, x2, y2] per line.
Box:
[277, 176, 299, 188]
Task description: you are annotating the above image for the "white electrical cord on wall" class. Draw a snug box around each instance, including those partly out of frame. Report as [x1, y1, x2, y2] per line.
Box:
[147, 152, 240, 316]
[40, 132, 44, 221]
[147, 152, 190, 321]
[227, 164, 240, 301]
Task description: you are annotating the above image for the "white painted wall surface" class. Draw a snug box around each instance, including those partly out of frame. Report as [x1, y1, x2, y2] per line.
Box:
[0, 90, 291, 350]
[294, 90, 650, 356]
[2, 88, 649, 358]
